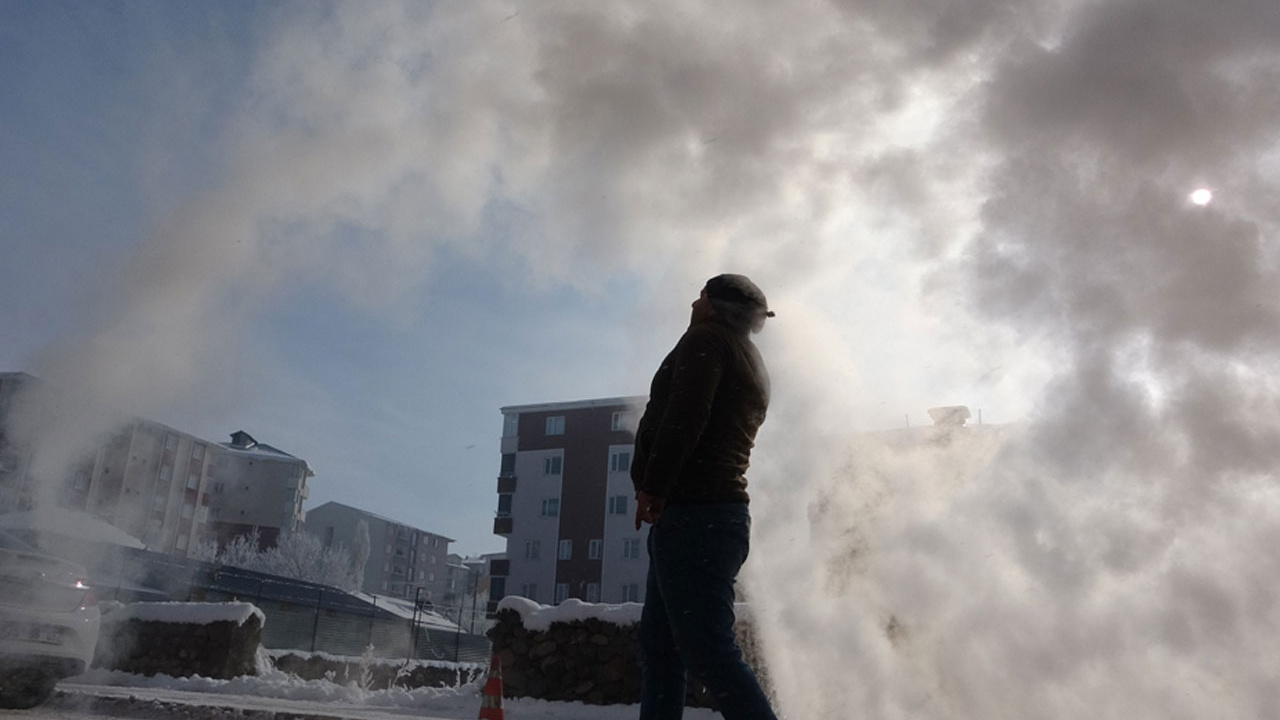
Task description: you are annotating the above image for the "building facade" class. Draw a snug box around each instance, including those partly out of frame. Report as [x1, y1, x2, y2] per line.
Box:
[0, 372, 311, 556]
[206, 430, 311, 549]
[304, 501, 453, 601]
[491, 396, 649, 609]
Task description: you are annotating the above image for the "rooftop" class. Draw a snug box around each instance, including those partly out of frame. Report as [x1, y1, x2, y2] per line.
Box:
[500, 395, 647, 415]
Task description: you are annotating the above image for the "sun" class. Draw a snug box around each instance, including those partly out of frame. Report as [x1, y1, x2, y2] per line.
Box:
[1189, 188, 1213, 206]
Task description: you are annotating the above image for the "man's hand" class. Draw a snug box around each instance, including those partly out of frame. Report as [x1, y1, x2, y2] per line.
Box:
[634, 491, 667, 530]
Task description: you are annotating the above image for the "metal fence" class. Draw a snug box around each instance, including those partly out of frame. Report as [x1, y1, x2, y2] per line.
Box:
[94, 545, 492, 664]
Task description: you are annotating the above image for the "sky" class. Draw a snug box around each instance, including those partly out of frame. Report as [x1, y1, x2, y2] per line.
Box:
[0, 0, 1045, 555]
[4, 1, 1280, 717]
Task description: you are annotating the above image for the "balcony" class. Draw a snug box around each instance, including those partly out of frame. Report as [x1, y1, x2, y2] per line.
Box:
[496, 476, 517, 493]
[489, 559, 510, 576]
[493, 516, 513, 535]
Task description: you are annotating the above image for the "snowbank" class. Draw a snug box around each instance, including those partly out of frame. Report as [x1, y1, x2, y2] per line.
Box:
[105, 601, 265, 627]
[495, 596, 642, 631]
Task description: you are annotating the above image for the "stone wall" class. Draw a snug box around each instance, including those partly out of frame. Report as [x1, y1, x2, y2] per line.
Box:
[93, 613, 261, 679]
[487, 608, 770, 707]
[270, 652, 485, 689]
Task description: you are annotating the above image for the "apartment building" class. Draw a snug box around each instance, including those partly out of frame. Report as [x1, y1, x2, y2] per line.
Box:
[304, 501, 453, 601]
[0, 372, 311, 556]
[206, 430, 312, 550]
[491, 396, 649, 609]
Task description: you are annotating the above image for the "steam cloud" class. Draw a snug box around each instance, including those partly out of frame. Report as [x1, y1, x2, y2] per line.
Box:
[10, 0, 1280, 717]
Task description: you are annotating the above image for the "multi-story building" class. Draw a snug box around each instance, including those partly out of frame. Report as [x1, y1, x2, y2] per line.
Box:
[491, 396, 648, 608]
[0, 371, 312, 556]
[304, 501, 452, 601]
[205, 430, 311, 550]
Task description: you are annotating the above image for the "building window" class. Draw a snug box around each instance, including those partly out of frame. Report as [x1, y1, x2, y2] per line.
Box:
[607, 495, 629, 515]
[176, 534, 188, 550]
[181, 504, 194, 520]
[165, 434, 178, 451]
[525, 540, 540, 559]
[588, 539, 603, 559]
[521, 583, 538, 601]
[213, 482, 224, 493]
[543, 456, 562, 475]
[431, 555, 437, 564]
[191, 444, 205, 461]
[623, 538, 641, 559]
[621, 583, 640, 602]
[610, 451, 631, 473]
[611, 411, 625, 431]
[428, 572, 435, 582]
[545, 416, 565, 435]
[500, 453, 516, 475]
[555, 583, 569, 603]
[503, 414, 519, 437]
[558, 539, 572, 560]
[541, 498, 560, 517]
[384, 561, 390, 572]
[586, 583, 600, 603]
[497, 494, 513, 516]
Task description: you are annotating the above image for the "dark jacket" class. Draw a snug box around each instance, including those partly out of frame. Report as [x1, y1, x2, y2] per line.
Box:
[630, 319, 770, 505]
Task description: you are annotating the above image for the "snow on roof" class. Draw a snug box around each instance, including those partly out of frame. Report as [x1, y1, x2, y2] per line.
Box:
[105, 601, 265, 627]
[0, 507, 145, 549]
[496, 596, 643, 631]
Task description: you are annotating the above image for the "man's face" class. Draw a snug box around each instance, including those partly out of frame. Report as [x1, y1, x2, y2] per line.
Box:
[690, 288, 715, 325]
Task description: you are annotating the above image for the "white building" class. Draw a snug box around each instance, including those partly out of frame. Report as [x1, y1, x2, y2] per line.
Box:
[492, 396, 649, 609]
[305, 501, 452, 601]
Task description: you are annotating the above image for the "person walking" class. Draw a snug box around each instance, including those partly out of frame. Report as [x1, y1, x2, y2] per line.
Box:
[631, 273, 779, 720]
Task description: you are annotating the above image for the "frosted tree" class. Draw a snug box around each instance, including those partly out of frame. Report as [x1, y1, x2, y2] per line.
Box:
[219, 527, 262, 568]
[352, 519, 370, 586]
[211, 527, 361, 592]
[188, 537, 219, 563]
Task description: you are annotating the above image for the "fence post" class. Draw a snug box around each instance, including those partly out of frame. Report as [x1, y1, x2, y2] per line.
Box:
[310, 587, 324, 653]
[454, 604, 462, 663]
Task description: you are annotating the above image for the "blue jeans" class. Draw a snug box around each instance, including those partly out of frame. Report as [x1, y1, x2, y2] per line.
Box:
[638, 503, 778, 720]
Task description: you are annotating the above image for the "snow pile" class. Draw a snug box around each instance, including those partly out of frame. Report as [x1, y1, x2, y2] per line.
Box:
[104, 601, 265, 627]
[266, 648, 478, 671]
[496, 596, 643, 631]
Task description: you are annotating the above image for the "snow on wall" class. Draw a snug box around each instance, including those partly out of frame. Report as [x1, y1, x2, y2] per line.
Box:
[496, 596, 643, 631]
[106, 601, 265, 627]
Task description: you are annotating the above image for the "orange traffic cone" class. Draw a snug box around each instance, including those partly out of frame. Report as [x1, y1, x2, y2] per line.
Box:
[478, 654, 505, 720]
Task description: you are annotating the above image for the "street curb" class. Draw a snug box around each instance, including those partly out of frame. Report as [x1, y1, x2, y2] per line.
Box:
[47, 690, 357, 720]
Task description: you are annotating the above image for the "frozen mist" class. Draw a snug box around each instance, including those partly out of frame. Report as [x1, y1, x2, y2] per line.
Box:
[5, 0, 1280, 718]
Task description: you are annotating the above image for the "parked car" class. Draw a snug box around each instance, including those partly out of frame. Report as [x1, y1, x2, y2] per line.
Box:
[0, 528, 101, 709]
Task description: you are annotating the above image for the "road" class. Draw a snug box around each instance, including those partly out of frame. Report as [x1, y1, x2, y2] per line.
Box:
[1, 681, 669, 720]
[1, 684, 470, 720]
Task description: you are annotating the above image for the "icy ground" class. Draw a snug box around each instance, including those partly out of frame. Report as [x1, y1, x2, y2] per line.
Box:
[31, 659, 721, 720]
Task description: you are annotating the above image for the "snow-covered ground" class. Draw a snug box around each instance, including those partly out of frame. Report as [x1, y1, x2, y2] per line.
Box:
[40, 649, 721, 720]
